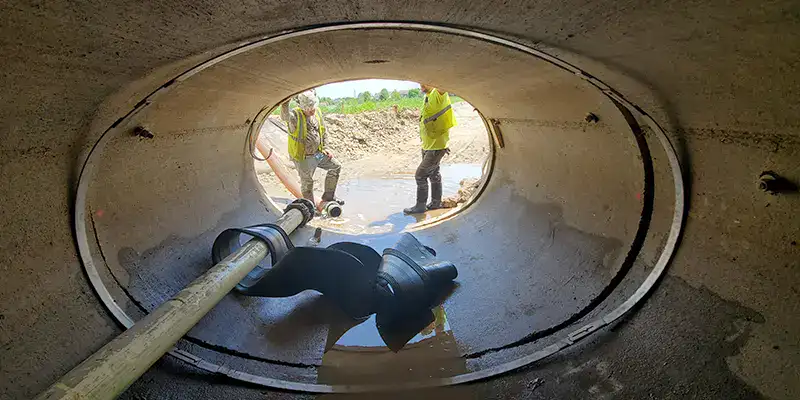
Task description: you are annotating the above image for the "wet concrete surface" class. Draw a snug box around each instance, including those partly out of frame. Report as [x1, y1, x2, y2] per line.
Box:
[409, 187, 624, 356]
[118, 275, 769, 399]
[473, 276, 769, 400]
[103, 170, 628, 375]
[105, 163, 487, 366]
[311, 183, 626, 361]
[112, 208, 334, 366]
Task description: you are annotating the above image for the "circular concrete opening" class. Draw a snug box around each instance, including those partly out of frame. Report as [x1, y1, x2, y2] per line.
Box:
[253, 79, 493, 235]
[77, 23, 682, 392]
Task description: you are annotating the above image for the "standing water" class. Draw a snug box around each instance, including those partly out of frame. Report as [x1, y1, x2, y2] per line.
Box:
[309, 163, 482, 234]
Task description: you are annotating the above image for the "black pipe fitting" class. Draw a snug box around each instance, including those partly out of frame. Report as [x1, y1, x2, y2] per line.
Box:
[758, 171, 798, 194]
[284, 198, 316, 227]
[216, 230, 458, 351]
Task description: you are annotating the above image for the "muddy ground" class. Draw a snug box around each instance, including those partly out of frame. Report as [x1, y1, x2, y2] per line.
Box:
[255, 102, 490, 200]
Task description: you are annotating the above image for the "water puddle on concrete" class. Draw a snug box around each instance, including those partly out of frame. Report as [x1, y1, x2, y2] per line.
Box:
[307, 163, 482, 235]
[319, 305, 469, 384]
[333, 306, 452, 348]
[267, 163, 484, 383]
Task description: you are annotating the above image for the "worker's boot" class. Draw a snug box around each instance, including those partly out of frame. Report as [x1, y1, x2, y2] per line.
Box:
[404, 183, 428, 214]
[403, 203, 427, 214]
[322, 170, 344, 205]
[427, 179, 443, 210]
[321, 190, 345, 205]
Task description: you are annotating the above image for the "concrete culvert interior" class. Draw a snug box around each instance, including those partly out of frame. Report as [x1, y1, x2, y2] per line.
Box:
[81, 25, 668, 388]
[2, 3, 799, 400]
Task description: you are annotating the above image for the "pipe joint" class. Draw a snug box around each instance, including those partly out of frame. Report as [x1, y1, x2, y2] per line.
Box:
[284, 198, 315, 227]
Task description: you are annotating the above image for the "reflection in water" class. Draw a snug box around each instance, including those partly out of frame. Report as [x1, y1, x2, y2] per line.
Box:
[333, 305, 451, 348]
[318, 305, 467, 385]
[272, 164, 482, 235]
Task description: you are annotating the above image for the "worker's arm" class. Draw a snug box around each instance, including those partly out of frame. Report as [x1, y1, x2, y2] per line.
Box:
[422, 89, 448, 119]
[280, 101, 297, 132]
[428, 89, 448, 102]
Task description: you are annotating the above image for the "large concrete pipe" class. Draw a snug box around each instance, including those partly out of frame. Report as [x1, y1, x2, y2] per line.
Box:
[34, 23, 682, 394]
[1, 1, 798, 399]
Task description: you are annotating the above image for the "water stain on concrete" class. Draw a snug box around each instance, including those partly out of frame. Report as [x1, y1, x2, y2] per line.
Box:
[475, 275, 767, 399]
[418, 186, 625, 356]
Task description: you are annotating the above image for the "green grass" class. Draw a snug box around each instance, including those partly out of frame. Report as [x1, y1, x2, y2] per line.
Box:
[271, 95, 464, 115]
[321, 97, 418, 114]
[323, 95, 464, 114]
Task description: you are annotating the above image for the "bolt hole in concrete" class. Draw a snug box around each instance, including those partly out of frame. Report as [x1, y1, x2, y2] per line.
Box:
[254, 79, 492, 235]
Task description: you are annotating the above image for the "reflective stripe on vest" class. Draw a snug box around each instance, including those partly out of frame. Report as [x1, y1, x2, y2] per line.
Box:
[421, 89, 455, 134]
[423, 104, 452, 124]
[290, 109, 304, 142]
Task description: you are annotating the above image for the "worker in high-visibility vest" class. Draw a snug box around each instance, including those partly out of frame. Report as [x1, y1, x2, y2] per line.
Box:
[280, 90, 343, 206]
[404, 84, 458, 214]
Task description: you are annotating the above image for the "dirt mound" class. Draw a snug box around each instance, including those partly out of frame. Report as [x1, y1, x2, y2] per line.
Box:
[322, 108, 420, 163]
[441, 177, 482, 208]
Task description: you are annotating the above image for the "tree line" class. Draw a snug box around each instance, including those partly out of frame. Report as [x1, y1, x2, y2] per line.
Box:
[320, 88, 423, 106]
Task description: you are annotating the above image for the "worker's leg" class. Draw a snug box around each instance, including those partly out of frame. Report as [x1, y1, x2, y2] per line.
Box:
[293, 156, 318, 203]
[404, 149, 441, 214]
[427, 149, 447, 209]
[317, 153, 342, 203]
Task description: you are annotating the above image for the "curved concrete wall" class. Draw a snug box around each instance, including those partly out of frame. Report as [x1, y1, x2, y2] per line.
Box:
[83, 26, 646, 370]
[1, 1, 798, 399]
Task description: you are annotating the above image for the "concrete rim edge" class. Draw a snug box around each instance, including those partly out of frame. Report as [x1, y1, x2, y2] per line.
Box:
[72, 21, 686, 393]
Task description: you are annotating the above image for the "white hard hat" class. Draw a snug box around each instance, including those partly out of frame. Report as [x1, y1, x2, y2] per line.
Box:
[297, 90, 319, 110]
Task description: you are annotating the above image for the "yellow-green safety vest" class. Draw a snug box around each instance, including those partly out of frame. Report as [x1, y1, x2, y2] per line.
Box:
[287, 107, 326, 161]
[419, 89, 457, 150]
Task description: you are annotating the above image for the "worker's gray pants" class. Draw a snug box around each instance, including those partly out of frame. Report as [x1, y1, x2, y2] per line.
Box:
[414, 149, 447, 204]
[293, 152, 341, 202]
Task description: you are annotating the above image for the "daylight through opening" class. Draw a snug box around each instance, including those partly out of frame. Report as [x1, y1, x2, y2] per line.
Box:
[253, 79, 493, 235]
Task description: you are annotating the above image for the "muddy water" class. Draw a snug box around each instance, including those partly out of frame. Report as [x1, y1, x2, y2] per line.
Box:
[333, 306, 451, 348]
[314, 163, 482, 234]
[270, 163, 483, 234]
[319, 305, 468, 385]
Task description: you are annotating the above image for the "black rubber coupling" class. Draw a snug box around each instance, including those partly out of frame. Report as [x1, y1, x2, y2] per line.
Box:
[284, 198, 315, 227]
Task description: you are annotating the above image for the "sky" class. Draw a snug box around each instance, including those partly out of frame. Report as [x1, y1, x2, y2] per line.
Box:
[315, 79, 420, 99]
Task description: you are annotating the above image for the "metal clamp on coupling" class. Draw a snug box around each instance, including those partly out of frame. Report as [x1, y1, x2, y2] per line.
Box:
[211, 223, 294, 292]
[284, 198, 315, 227]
